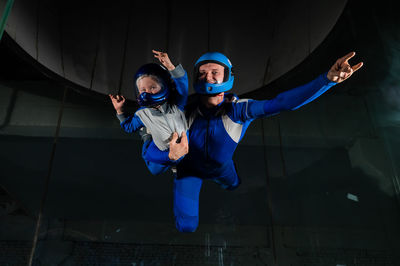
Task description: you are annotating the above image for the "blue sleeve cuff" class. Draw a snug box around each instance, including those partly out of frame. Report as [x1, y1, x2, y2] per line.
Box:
[321, 72, 337, 86]
[161, 149, 173, 164]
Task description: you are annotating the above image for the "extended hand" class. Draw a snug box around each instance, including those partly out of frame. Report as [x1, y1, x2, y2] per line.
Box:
[152, 50, 175, 71]
[327, 51, 363, 83]
[109, 94, 126, 114]
[168, 131, 189, 161]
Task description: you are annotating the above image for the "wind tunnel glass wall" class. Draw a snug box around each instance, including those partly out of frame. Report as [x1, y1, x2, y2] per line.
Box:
[2, 81, 400, 265]
[0, 81, 64, 265]
[256, 81, 400, 264]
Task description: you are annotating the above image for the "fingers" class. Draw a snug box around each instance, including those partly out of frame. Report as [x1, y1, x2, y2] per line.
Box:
[328, 52, 363, 83]
[109, 94, 118, 101]
[152, 49, 164, 59]
[152, 49, 168, 61]
[168, 131, 188, 161]
[343, 51, 356, 64]
[180, 131, 188, 144]
[335, 51, 355, 69]
[169, 132, 178, 143]
[337, 52, 362, 72]
[179, 131, 189, 153]
[352, 62, 363, 72]
[108, 94, 125, 102]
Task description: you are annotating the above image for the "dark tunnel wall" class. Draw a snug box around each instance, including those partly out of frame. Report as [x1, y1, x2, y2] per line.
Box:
[1, 0, 347, 98]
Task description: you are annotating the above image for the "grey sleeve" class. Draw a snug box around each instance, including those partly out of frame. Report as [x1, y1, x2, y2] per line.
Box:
[116, 113, 128, 123]
[169, 64, 185, 79]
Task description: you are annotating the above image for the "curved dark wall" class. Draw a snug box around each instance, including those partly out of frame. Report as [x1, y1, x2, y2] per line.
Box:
[2, 0, 347, 99]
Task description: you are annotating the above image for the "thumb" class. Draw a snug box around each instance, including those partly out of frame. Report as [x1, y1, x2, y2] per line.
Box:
[170, 132, 178, 143]
[181, 131, 188, 143]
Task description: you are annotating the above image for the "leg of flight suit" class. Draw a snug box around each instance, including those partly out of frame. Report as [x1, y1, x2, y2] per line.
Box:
[173, 176, 203, 232]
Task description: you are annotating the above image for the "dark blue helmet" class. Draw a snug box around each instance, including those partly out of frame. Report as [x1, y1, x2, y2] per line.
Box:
[193, 52, 234, 94]
[134, 63, 172, 107]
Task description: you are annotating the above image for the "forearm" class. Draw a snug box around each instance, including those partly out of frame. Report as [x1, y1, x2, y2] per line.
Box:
[263, 73, 337, 115]
[143, 140, 180, 165]
[170, 64, 188, 110]
[116, 113, 144, 133]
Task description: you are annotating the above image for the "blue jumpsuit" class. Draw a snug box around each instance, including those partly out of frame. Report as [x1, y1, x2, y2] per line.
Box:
[145, 73, 337, 232]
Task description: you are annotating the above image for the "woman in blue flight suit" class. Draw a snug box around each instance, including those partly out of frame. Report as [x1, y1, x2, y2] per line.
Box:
[145, 51, 363, 232]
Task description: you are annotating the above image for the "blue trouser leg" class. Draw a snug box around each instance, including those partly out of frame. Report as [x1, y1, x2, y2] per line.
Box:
[212, 160, 241, 191]
[142, 139, 170, 175]
[173, 176, 203, 233]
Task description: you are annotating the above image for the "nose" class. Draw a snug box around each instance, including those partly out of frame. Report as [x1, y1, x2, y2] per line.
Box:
[205, 72, 214, 83]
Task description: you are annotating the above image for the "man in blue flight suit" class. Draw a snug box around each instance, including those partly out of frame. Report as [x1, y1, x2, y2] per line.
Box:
[145, 51, 363, 232]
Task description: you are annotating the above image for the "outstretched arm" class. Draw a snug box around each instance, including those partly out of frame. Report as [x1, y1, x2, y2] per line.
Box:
[230, 52, 364, 121]
[115, 112, 144, 133]
[152, 50, 188, 110]
[170, 66, 188, 110]
[264, 51, 363, 113]
[264, 72, 336, 114]
[110, 94, 144, 132]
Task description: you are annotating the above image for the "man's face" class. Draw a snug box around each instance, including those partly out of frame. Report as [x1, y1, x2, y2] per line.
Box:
[198, 63, 226, 108]
[198, 63, 225, 84]
[137, 76, 161, 95]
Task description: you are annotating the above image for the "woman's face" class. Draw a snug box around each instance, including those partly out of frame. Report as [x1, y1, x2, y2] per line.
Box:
[137, 76, 162, 95]
[198, 63, 225, 84]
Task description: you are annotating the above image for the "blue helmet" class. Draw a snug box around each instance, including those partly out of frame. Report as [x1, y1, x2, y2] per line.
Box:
[134, 63, 172, 107]
[193, 52, 234, 94]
